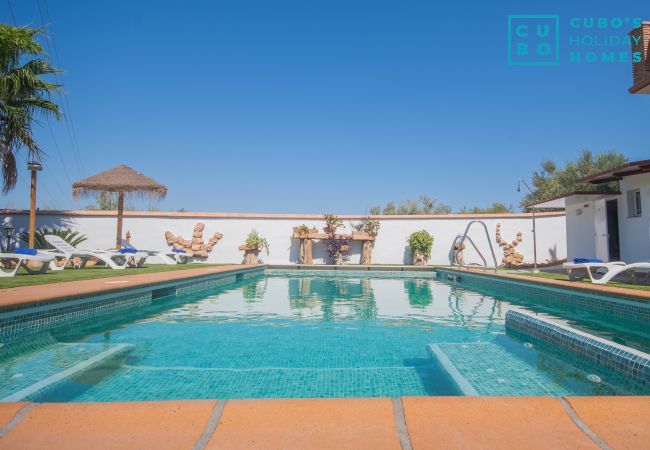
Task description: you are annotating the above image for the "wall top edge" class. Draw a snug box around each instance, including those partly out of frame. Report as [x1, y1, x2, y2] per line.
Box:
[0, 209, 566, 220]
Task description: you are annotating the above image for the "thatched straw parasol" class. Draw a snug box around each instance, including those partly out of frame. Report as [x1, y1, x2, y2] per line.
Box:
[73, 165, 167, 247]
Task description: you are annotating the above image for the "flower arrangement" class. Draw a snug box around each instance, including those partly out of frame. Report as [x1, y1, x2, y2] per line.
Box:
[322, 214, 348, 264]
[323, 214, 343, 234]
[244, 229, 270, 255]
[352, 217, 381, 236]
[324, 237, 349, 263]
[294, 224, 312, 238]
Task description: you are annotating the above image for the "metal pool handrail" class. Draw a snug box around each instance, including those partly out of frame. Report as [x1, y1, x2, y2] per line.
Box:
[453, 220, 498, 272]
[451, 234, 487, 267]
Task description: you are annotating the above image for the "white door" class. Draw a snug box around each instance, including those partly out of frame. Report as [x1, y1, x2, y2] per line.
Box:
[594, 199, 609, 261]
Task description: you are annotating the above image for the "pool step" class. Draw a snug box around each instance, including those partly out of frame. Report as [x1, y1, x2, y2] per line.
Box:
[0, 342, 133, 401]
[427, 342, 571, 396]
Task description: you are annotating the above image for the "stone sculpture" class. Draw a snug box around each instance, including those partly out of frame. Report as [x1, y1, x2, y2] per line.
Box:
[164, 222, 223, 258]
[495, 223, 524, 266]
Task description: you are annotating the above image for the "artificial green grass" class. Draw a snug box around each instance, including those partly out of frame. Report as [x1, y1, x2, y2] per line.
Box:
[0, 264, 225, 289]
[515, 271, 650, 292]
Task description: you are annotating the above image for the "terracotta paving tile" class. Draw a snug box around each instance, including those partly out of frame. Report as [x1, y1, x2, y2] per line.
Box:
[0, 265, 245, 308]
[566, 396, 650, 449]
[402, 396, 598, 450]
[205, 398, 401, 450]
[0, 400, 216, 450]
[0, 402, 29, 428]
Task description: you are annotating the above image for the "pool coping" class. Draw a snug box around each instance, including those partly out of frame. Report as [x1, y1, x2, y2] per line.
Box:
[0, 396, 647, 449]
[436, 266, 650, 302]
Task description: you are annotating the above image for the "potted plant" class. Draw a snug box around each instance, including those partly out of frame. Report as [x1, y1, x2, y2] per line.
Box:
[239, 230, 270, 265]
[325, 237, 349, 265]
[293, 224, 317, 239]
[351, 217, 380, 239]
[408, 230, 434, 265]
[323, 214, 348, 265]
[323, 214, 343, 234]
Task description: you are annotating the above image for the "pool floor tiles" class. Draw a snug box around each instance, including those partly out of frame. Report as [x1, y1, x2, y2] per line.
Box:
[428, 341, 631, 396]
[67, 364, 437, 402]
[429, 342, 570, 396]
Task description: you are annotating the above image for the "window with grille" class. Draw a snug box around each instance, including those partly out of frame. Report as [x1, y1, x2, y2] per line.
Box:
[627, 189, 642, 217]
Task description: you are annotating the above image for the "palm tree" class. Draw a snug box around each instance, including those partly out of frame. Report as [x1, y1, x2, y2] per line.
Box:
[0, 24, 61, 193]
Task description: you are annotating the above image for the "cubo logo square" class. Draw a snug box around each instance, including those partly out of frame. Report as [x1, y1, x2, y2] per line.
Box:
[508, 15, 560, 65]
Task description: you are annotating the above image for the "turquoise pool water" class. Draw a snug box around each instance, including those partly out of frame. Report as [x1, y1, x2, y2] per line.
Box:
[1, 270, 649, 401]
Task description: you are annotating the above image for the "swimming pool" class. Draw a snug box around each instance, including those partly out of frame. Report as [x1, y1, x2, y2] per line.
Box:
[1, 268, 648, 401]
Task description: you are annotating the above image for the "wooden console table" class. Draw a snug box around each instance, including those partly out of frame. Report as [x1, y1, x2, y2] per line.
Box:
[291, 228, 376, 264]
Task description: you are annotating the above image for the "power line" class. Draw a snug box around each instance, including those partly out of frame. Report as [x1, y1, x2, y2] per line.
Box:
[5, 0, 16, 24]
[43, 0, 85, 176]
[32, 0, 75, 188]
[36, 0, 85, 178]
[46, 120, 73, 185]
[16, 168, 59, 209]
[35, 0, 82, 178]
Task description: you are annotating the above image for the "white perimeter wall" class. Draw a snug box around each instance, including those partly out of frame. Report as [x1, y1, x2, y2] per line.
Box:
[1, 211, 567, 266]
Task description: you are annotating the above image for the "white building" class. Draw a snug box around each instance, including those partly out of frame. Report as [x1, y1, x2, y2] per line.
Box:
[534, 159, 650, 263]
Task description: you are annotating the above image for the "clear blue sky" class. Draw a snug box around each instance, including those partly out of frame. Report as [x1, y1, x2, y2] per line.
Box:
[1, 0, 648, 213]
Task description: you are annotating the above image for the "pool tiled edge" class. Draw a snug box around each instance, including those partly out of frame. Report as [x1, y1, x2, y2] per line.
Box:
[506, 309, 650, 386]
[0, 265, 261, 310]
[0, 265, 265, 342]
[435, 267, 650, 328]
[435, 266, 650, 302]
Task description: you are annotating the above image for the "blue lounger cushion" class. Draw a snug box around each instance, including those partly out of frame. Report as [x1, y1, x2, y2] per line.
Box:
[573, 258, 603, 263]
[14, 247, 37, 256]
[120, 239, 136, 250]
[118, 248, 138, 254]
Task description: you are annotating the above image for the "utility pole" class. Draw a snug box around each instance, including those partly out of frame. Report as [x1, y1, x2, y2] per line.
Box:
[27, 161, 43, 248]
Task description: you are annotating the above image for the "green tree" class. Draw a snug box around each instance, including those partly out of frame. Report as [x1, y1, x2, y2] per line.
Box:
[369, 195, 452, 215]
[85, 192, 134, 211]
[458, 202, 513, 214]
[0, 24, 61, 193]
[524, 149, 627, 206]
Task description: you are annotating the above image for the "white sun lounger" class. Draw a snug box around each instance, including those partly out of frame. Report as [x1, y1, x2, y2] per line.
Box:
[120, 240, 192, 265]
[562, 261, 626, 283]
[44, 235, 148, 270]
[0, 251, 55, 277]
[590, 262, 650, 285]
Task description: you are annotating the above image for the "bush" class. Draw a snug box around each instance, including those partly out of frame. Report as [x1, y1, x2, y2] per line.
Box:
[407, 230, 434, 259]
[20, 227, 88, 249]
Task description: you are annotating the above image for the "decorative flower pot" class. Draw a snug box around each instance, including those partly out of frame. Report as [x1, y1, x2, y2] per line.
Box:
[333, 252, 344, 265]
[323, 226, 337, 235]
[239, 245, 261, 265]
[351, 231, 376, 241]
[412, 249, 427, 266]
